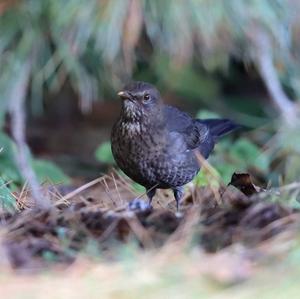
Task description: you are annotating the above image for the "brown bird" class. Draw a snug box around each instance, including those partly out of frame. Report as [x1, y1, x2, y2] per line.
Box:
[111, 81, 238, 210]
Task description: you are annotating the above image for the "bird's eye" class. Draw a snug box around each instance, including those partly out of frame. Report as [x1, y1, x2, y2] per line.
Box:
[143, 94, 150, 101]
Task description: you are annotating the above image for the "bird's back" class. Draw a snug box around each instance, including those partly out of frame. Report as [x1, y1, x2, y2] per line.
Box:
[163, 106, 214, 158]
[164, 105, 238, 157]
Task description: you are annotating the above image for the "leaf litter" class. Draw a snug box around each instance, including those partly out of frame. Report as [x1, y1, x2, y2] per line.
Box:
[0, 172, 299, 273]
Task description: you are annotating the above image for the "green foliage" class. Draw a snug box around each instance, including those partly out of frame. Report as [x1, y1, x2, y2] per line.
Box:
[0, 132, 70, 186]
[229, 138, 270, 172]
[193, 164, 221, 188]
[95, 141, 115, 164]
[131, 182, 145, 193]
[1, 0, 300, 185]
[154, 57, 220, 102]
[194, 110, 271, 185]
[196, 110, 221, 120]
[0, 133, 22, 183]
[0, 0, 299, 112]
[0, 177, 17, 213]
[32, 159, 70, 184]
[195, 137, 271, 185]
[216, 138, 270, 181]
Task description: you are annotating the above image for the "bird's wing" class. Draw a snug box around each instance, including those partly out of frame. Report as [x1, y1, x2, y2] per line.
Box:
[163, 105, 194, 132]
[164, 106, 213, 153]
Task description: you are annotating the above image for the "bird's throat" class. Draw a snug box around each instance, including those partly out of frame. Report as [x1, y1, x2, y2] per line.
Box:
[120, 120, 143, 136]
[121, 101, 142, 122]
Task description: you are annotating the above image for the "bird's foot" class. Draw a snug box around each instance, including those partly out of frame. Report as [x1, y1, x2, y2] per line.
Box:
[175, 211, 183, 218]
[173, 187, 184, 213]
[127, 198, 152, 212]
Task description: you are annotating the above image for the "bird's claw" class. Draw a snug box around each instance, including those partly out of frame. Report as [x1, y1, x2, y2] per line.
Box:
[127, 198, 152, 212]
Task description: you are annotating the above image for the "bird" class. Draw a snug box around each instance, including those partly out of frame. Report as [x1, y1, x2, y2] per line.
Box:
[111, 81, 239, 211]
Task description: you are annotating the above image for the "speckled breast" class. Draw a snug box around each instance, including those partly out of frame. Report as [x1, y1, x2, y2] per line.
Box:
[111, 120, 200, 189]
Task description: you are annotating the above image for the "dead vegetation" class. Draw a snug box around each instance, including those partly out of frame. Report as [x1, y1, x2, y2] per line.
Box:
[0, 172, 299, 273]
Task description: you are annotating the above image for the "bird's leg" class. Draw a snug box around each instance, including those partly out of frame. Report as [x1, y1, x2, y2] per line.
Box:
[147, 188, 156, 207]
[127, 188, 156, 211]
[173, 187, 184, 212]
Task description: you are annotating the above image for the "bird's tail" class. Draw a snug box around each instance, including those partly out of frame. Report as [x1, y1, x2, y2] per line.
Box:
[199, 119, 240, 140]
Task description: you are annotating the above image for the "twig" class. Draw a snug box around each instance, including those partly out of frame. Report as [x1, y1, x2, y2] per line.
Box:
[251, 30, 297, 124]
[60, 176, 105, 202]
[9, 61, 51, 209]
[126, 216, 154, 248]
[111, 172, 122, 204]
[256, 181, 300, 200]
[101, 177, 118, 206]
[195, 151, 223, 203]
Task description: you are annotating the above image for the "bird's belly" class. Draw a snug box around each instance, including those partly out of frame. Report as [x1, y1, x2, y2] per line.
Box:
[150, 153, 200, 187]
[111, 125, 200, 188]
[115, 156, 158, 188]
[113, 141, 199, 188]
[111, 134, 157, 187]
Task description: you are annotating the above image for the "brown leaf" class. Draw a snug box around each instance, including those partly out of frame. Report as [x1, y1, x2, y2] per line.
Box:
[221, 185, 255, 208]
[229, 172, 261, 196]
[240, 202, 292, 229]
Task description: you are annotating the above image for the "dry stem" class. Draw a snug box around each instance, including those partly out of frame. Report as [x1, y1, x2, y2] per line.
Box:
[251, 30, 297, 125]
[9, 62, 51, 209]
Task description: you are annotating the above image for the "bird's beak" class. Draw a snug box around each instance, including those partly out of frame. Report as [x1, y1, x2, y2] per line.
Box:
[117, 90, 130, 100]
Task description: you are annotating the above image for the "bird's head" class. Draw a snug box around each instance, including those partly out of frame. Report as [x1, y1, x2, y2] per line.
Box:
[117, 81, 162, 122]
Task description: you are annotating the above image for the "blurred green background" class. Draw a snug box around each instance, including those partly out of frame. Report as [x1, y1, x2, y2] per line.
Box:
[1, 0, 300, 192]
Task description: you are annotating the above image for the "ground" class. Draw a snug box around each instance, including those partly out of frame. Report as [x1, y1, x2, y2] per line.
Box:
[0, 172, 300, 298]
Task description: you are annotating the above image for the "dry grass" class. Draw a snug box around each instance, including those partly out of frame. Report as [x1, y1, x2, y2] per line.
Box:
[0, 172, 300, 298]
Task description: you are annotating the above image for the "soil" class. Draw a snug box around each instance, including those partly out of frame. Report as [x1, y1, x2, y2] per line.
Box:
[0, 173, 298, 271]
